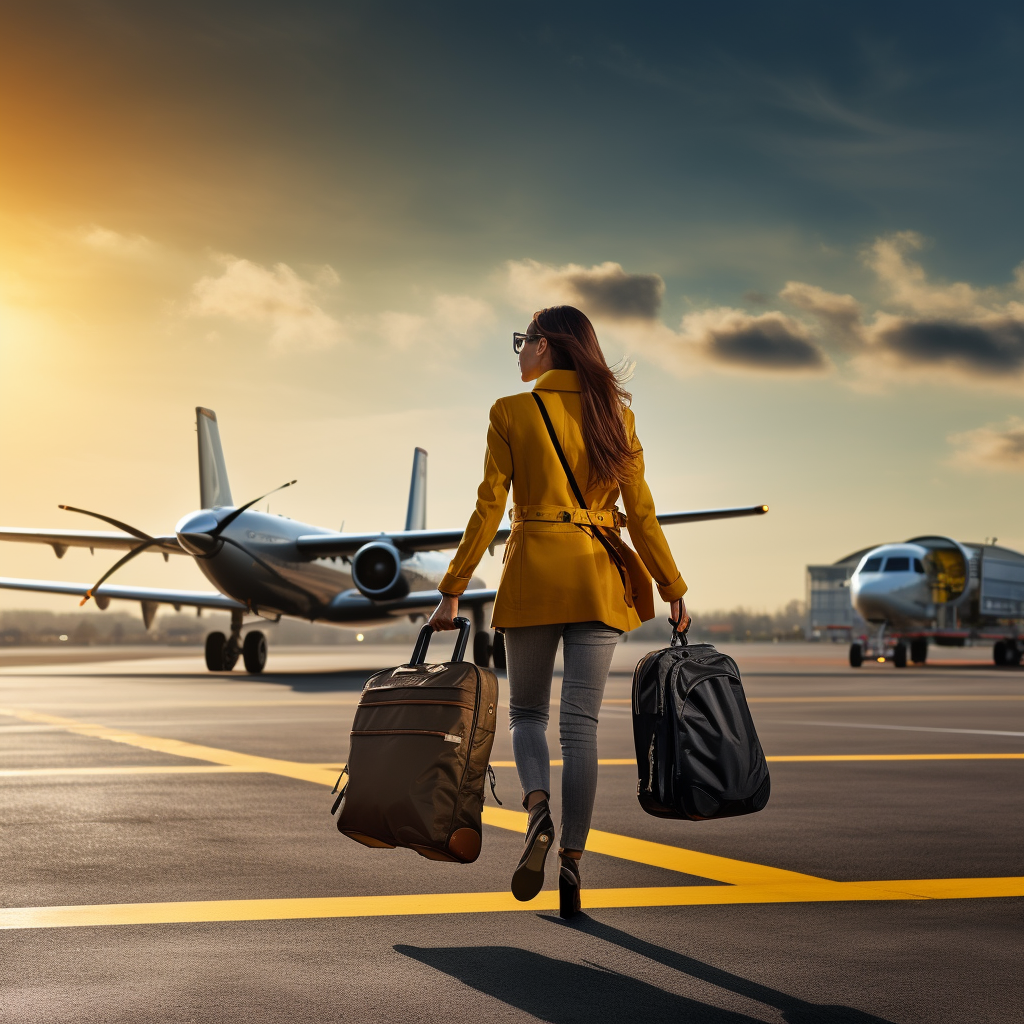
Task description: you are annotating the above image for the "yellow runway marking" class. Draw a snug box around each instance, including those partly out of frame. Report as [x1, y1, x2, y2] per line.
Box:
[0, 766, 253, 777]
[2, 876, 1021, 931]
[3, 704, 1021, 928]
[766, 753, 1024, 762]
[0, 707, 338, 787]
[0, 705, 825, 885]
[602, 695, 1024, 705]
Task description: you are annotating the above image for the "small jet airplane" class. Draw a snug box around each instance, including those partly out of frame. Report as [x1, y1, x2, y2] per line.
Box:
[847, 535, 1024, 668]
[0, 408, 768, 674]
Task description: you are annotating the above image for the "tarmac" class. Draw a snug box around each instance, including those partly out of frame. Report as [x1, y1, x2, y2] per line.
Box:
[1, 639, 1021, 1023]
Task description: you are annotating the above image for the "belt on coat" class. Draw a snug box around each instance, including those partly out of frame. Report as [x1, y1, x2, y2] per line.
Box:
[510, 504, 625, 528]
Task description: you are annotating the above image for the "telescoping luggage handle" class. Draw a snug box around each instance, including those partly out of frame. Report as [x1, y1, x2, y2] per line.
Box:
[410, 616, 472, 665]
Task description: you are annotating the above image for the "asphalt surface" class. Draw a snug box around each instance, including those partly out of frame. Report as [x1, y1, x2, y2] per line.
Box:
[1, 640, 1022, 1023]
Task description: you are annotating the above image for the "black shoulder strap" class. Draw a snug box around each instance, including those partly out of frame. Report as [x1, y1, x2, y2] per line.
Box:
[532, 391, 589, 511]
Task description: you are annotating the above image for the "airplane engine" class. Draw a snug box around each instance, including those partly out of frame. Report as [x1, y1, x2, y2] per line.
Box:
[351, 541, 410, 601]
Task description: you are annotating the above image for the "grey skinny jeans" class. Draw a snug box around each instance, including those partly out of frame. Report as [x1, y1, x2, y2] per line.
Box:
[504, 621, 620, 851]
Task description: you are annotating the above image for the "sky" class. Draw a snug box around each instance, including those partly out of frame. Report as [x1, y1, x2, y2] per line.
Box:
[2, 1, 1024, 616]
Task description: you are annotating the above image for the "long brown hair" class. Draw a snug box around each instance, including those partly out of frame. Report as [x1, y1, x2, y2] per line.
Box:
[531, 305, 636, 486]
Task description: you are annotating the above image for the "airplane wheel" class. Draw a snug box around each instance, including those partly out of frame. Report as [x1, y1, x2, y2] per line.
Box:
[994, 640, 1008, 666]
[222, 642, 240, 671]
[243, 630, 268, 674]
[492, 631, 507, 671]
[893, 642, 907, 668]
[848, 642, 863, 668]
[473, 631, 491, 667]
[205, 632, 227, 671]
[910, 638, 928, 664]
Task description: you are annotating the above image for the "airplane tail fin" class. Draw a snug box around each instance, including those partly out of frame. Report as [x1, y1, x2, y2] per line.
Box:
[196, 407, 234, 509]
[405, 448, 427, 531]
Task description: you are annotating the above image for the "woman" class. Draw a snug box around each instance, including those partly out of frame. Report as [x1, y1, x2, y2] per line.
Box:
[429, 305, 689, 918]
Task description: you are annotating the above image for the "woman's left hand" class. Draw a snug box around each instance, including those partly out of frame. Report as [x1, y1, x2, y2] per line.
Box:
[428, 594, 459, 631]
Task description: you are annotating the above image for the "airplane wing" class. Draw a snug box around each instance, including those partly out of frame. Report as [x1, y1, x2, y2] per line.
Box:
[0, 529, 183, 559]
[0, 576, 245, 612]
[296, 504, 769, 558]
[328, 587, 497, 616]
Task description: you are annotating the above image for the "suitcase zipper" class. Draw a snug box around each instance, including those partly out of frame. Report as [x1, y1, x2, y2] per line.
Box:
[359, 699, 475, 709]
[350, 729, 461, 741]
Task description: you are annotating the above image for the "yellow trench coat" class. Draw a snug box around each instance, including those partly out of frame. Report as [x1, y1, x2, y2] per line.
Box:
[438, 369, 687, 632]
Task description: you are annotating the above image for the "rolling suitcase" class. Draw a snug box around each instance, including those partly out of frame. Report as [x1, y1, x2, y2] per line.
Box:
[632, 624, 770, 820]
[330, 617, 499, 863]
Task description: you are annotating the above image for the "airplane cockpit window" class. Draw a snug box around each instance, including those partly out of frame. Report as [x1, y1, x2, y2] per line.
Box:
[884, 557, 910, 572]
[914, 559, 925, 573]
[862, 557, 882, 572]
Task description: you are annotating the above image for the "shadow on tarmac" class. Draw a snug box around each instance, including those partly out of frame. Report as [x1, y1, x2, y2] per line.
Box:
[545, 916, 896, 1023]
[395, 943, 765, 1023]
[395, 919, 897, 1023]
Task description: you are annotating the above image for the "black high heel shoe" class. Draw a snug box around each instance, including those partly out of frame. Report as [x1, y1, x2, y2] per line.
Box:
[558, 849, 582, 919]
[511, 799, 555, 902]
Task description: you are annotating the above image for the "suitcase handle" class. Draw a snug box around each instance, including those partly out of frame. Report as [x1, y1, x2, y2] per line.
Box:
[410, 617, 472, 665]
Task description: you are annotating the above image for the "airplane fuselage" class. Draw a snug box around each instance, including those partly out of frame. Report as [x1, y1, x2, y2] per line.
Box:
[175, 508, 453, 626]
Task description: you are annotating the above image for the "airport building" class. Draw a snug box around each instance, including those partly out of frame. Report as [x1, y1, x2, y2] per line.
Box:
[806, 549, 870, 640]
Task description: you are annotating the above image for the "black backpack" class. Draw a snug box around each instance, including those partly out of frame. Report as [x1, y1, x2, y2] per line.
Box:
[632, 629, 770, 820]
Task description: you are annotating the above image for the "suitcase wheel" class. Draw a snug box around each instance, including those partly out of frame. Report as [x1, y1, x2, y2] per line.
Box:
[446, 827, 482, 864]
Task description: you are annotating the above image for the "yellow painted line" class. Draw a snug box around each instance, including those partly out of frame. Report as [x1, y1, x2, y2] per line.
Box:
[8, 754, 1021, 779]
[3, 876, 1021, 930]
[747, 695, 1024, 703]
[0, 766, 251, 777]
[0, 704, 809, 885]
[766, 753, 1024, 762]
[480, 807, 821, 885]
[0, 707, 338, 787]
[607, 696, 1024, 705]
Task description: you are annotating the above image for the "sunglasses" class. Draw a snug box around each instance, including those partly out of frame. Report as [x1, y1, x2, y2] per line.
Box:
[512, 332, 542, 354]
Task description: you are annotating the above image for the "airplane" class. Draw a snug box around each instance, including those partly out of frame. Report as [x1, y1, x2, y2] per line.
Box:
[0, 407, 769, 674]
[846, 535, 1024, 668]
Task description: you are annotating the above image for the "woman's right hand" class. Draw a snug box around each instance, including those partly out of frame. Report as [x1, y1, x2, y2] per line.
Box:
[428, 594, 459, 631]
[670, 598, 690, 634]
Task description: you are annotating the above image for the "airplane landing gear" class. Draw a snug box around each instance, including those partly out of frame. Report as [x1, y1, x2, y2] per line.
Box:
[849, 642, 863, 667]
[893, 642, 908, 668]
[204, 610, 246, 671]
[994, 640, 1022, 666]
[910, 638, 928, 664]
[205, 631, 226, 671]
[243, 630, 267, 674]
[493, 631, 506, 672]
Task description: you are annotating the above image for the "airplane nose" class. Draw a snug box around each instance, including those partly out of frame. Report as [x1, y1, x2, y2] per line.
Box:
[175, 512, 223, 556]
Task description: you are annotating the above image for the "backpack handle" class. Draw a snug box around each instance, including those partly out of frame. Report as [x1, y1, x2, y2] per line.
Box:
[669, 615, 690, 647]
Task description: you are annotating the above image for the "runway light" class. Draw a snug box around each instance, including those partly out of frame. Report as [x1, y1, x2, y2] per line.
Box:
[877, 656, 885, 662]
[356, 633, 364, 642]
[59, 634, 68, 642]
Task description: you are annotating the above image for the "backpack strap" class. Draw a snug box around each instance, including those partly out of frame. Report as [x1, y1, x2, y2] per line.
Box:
[532, 392, 636, 605]
[531, 392, 589, 510]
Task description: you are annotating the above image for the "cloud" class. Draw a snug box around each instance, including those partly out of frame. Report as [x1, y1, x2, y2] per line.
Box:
[189, 256, 344, 351]
[372, 294, 495, 351]
[779, 281, 864, 348]
[865, 232, 990, 318]
[948, 417, 1024, 470]
[778, 236, 1024, 381]
[505, 259, 664, 320]
[870, 312, 1024, 375]
[80, 225, 155, 257]
[675, 307, 829, 371]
